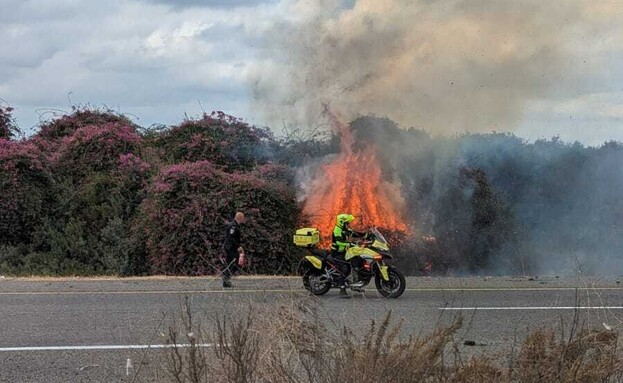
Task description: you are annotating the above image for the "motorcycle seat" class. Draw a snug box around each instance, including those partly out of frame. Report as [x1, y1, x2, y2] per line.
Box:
[309, 248, 329, 258]
[307, 248, 349, 265]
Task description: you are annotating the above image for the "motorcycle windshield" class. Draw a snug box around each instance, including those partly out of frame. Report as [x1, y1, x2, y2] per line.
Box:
[371, 227, 388, 244]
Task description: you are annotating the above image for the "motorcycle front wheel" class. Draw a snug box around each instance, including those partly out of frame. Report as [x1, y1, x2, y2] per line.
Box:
[375, 267, 406, 298]
[302, 272, 331, 295]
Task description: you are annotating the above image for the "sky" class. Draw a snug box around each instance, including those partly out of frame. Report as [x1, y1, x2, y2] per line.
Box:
[1, 0, 622, 146]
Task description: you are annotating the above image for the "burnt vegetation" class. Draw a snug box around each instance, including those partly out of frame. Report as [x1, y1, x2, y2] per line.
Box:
[1, 105, 622, 276]
[350, 116, 623, 276]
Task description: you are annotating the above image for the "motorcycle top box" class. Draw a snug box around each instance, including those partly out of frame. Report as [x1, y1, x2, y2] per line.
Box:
[293, 228, 320, 247]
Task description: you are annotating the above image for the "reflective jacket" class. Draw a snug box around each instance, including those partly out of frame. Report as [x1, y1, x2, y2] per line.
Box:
[331, 224, 366, 252]
[331, 224, 352, 253]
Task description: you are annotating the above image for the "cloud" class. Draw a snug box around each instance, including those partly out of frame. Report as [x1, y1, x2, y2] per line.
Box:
[548, 93, 623, 121]
[518, 91, 623, 146]
[0, 0, 287, 131]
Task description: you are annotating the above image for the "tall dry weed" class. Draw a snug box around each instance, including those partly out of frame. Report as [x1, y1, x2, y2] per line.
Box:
[162, 296, 623, 383]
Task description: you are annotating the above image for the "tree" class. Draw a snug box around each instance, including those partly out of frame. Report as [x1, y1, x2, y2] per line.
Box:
[0, 103, 19, 140]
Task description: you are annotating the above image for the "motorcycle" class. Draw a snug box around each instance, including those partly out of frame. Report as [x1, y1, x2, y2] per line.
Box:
[298, 227, 406, 298]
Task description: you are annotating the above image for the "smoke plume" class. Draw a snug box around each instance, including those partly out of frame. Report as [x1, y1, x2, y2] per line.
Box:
[251, 0, 616, 134]
[252, 0, 623, 276]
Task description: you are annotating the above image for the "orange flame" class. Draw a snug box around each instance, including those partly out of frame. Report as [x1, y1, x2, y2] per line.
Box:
[302, 110, 409, 245]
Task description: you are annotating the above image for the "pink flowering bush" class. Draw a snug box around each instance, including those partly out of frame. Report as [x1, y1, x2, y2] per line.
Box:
[37, 107, 137, 140]
[36, 121, 151, 274]
[1, 110, 153, 275]
[135, 160, 301, 275]
[118, 153, 152, 174]
[2, 107, 303, 276]
[0, 139, 51, 245]
[149, 111, 274, 171]
[54, 122, 143, 177]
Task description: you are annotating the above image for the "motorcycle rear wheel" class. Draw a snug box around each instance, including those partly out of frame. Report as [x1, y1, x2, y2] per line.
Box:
[303, 272, 331, 295]
[375, 267, 406, 298]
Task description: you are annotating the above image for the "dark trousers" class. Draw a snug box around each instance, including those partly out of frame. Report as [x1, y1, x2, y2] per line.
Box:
[331, 250, 351, 287]
[222, 249, 239, 283]
[331, 250, 365, 287]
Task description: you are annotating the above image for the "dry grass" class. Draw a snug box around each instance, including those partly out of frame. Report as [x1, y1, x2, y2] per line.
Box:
[161, 297, 623, 383]
[514, 328, 621, 382]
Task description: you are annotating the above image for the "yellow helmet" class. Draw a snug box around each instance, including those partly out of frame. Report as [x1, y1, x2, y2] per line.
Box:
[336, 214, 355, 227]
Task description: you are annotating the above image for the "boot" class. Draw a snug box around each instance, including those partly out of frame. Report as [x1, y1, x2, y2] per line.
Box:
[351, 273, 365, 288]
[339, 287, 351, 299]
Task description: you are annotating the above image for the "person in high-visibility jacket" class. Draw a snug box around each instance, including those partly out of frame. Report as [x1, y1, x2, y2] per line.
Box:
[331, 213, 365, 298]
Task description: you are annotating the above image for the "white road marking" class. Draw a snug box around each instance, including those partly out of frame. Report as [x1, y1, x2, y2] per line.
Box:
[439, 306, 623, 311]
[0, 343, 216, 352]
[126, 358, 132, 376]
[0, 289, 298, 296]
[414, 287, 623, 291]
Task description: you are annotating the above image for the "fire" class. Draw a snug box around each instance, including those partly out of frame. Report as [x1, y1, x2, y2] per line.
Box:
[303, 110, 409, 245]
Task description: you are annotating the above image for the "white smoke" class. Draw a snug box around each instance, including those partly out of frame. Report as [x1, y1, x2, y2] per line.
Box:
[250, 0, 623, 135]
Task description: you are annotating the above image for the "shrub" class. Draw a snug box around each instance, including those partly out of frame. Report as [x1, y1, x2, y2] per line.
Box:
[0, 103, 19, 140]
[272, 126, 340, 167]
[25, 115, 151, 275]
[148, 111, 274, 171]
[36, 107, 136, 140]
[136, 160, 301, 275]
[0, 139, 51, 245]
[53, 122, 143, 178]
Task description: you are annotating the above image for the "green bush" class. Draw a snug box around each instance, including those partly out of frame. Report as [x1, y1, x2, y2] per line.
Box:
[0, 103, 19, 140]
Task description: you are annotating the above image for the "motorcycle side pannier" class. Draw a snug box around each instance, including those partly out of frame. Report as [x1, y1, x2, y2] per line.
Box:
[293, 228, 320, 247]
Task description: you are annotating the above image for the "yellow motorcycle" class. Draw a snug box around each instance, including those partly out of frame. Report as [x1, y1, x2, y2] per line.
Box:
[295, 227, 406, 298]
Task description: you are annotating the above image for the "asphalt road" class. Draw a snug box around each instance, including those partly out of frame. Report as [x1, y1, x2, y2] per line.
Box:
[2, 275, 623, 382]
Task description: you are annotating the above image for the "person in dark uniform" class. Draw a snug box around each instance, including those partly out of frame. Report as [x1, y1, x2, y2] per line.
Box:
[222, 212, 245, 288]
